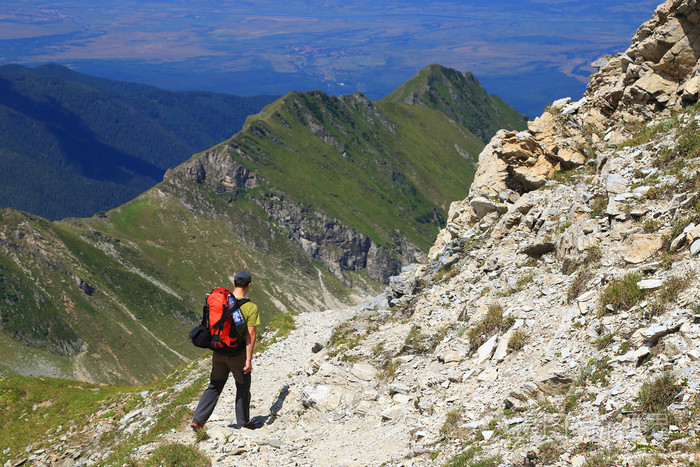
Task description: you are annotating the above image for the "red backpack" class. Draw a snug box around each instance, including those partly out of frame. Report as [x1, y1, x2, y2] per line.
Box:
[189, 287, 250, 352]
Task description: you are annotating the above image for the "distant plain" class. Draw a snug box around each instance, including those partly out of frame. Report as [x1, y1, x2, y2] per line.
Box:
[0, 0, 660, 116]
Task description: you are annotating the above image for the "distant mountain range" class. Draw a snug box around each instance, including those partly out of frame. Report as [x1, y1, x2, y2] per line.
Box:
[0, 64, 527, 384]
[0, 64, 277, 220]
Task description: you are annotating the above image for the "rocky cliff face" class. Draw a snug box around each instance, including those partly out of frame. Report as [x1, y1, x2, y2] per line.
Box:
[166, 145, 426, 283]
[588, 0, 700, 121]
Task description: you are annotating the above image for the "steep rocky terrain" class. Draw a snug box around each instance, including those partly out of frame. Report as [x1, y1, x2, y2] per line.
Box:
[4, 1, 700, 466]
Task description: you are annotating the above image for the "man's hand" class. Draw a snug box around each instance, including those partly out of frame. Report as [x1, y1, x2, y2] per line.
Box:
[244, 325, 256, 374]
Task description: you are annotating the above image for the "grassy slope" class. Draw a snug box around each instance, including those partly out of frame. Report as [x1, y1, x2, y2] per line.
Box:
[0, 82, 487, 385]
[221, 91, 482, 251]
[383, 64, 529, 144]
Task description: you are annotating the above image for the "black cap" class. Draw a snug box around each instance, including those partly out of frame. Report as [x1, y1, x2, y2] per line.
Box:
[234, 271, 252, 286]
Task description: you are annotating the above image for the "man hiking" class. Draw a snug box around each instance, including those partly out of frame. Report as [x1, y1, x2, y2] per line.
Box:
[191, 271, 260, 431]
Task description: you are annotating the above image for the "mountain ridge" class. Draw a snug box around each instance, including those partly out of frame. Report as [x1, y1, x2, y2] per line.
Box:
[383, 64, 529, 144]
[0, 64, 512, 385]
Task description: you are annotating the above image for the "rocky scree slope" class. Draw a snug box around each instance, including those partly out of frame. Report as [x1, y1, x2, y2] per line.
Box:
[296, 0, 700, 464]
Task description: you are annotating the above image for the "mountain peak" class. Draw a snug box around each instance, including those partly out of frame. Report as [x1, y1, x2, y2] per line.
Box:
[383, 64, 528, 144]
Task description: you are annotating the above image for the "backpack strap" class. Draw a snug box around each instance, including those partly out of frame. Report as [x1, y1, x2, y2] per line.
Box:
[210, 296, 250, 330]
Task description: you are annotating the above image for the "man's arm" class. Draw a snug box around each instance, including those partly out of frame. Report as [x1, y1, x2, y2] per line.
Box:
[243, 325, 256, 374]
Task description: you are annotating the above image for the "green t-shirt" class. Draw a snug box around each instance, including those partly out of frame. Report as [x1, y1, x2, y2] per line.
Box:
[239, 301, 260, 327]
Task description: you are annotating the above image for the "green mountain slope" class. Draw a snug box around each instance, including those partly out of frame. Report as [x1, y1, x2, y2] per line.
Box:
[0, 64, 277, 220]
[0, 65, 510, 385]
[383, 64, 529, 144]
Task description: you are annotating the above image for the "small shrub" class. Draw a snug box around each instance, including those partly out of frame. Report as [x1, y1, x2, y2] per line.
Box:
[599, 273, 646, 313]
[561, 258, 580, 275]
[636, 372, 682, 414]
[595, 332, 615, 350]
[537, 441, 562, 464]
[621, 119, 674, 148]
[590, 196, 607, 218]
[578, 357, 612, 387]
[327, 322, 361, 358]
[379, 359, 399, 380]
[446, 445, 479, 467]
[435, 263, 459, 282]
[467, 304, 514, 352]
[194, 428, 209, 443]
[508, 329, 528, 352]
[516, 273, 534, 289]
[582, 246, 602, 267]
[567, 269, 594, 303]
[642, 219, 661, 233]
[657, 273, 694, 303]
[144, 443, 210, 467]
[582, 446, 621, 467]
[500, 273, 534, 297]
[645, 273, 695, 318]
[563, 390, 585, 414]
[440, 408, 464, 437]
[669, 120, 700, 160]
[406, 325, 451, 355]
[664, 214, 700, 252]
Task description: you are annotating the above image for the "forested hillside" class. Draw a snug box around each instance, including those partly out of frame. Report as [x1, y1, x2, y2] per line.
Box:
[0, 64, 276, 220]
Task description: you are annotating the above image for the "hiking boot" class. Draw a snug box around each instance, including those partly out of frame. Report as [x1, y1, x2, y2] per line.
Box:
[191, 420, 204, 431]
[243, 422, 256, 430]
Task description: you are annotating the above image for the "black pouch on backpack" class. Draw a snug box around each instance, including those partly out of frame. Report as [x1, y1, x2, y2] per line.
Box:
[189, 324, 211, 348]
[189, 304, 212, 348]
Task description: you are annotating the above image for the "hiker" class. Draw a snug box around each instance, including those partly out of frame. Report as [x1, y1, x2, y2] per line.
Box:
[191, 271, 260, 431]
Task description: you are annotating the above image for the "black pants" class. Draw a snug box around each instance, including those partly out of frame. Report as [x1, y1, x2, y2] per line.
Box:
[192, 351, 251, 426]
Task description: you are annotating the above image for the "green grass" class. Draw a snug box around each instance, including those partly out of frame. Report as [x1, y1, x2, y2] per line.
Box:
[101, 365, 209, 465]
[0, 376, 130, 465]
[0, 82, 484, 387]
[440, 409, 464, 437]
[226, 92, 482, 251]
[467, 304, 514, 352]
[621, 118, 676, 148]
[507, 329, 528, 352]
[645, 273, 695, 318]
[578, 357, 613, 387]
[144, 443, 210, 467]
[636, 372, 682, 414]
[599, 273, 647, 314]
[256, 311, 297, 353]
[590, 196, 607, 218]
[382, 64, 528, 145]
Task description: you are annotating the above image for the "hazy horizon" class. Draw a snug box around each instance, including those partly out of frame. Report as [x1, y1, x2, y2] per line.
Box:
[0, 0, 660, 116]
